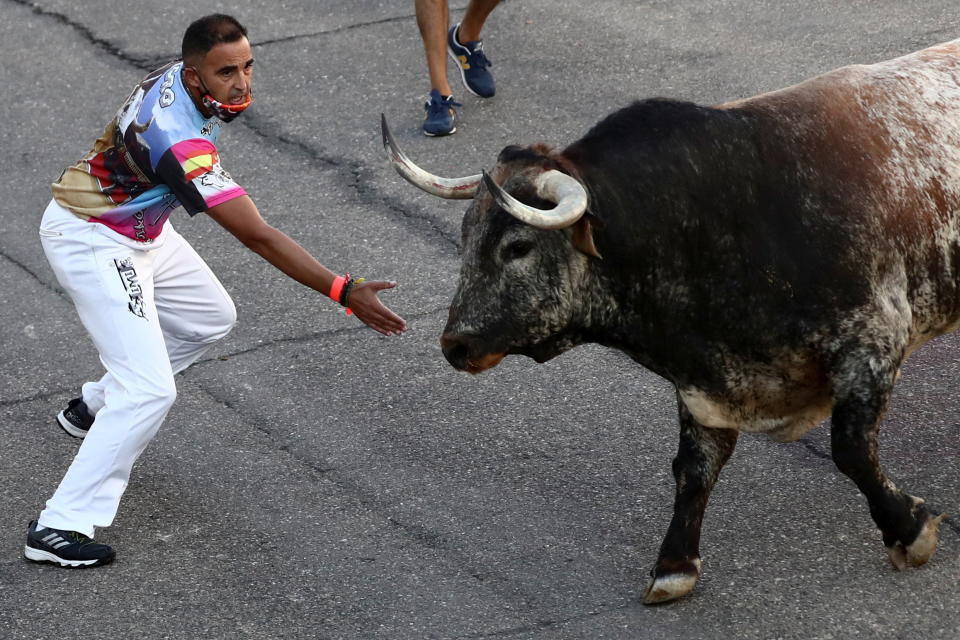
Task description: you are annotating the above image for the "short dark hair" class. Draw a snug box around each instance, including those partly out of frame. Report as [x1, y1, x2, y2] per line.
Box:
[182, 14, 248, 63]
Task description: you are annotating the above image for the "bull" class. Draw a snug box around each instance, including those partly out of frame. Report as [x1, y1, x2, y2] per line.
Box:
[381, 39, 958, 603]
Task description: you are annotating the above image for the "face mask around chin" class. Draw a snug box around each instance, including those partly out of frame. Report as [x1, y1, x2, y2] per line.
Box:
[187, 65, 253, 122]
[200, 92, 252, 122]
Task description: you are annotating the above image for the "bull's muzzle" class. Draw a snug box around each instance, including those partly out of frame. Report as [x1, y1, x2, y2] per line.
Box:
[440, 332, 506, 374]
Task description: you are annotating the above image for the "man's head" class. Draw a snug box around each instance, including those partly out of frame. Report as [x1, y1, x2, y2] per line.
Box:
[181, 14, 253, 121]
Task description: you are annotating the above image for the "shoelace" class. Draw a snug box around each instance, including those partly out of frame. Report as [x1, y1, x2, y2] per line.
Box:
[426, 95, 462, 116]
[466, 43, 492, 69]
[67, 531, 92, 544]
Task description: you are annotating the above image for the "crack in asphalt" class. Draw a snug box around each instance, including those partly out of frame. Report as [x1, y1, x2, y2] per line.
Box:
[190, 380, 338, 475]
[237, 110, 460, 250]
[252, 10, 441, 47]
[8, 0, 158, 68]
[0, 248, 64, 300]
[187, 304, 448, 363]
[187, 374, 558, 618]
[0, 304, 449, 409]
[453, 603, 634, 639]
[0, 390, 65, 410]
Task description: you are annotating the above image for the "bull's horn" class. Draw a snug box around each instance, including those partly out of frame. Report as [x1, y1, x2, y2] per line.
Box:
[381, 114, 480, 199]
[482, 169, 588, 229]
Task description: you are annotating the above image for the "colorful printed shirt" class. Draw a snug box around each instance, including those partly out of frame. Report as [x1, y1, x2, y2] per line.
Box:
[52, 61, 246, 242]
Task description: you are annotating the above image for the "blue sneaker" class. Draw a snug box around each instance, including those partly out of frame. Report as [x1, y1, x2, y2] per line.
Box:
[423, 89, 461, 137]
[447, 23, 495, 98]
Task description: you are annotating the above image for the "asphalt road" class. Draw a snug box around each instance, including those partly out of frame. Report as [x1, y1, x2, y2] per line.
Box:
[1, 1, 958, 638]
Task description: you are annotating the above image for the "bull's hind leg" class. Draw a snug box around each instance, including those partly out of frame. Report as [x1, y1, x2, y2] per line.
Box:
[643, 396, 738, 604]
[830, 350, 946, 569]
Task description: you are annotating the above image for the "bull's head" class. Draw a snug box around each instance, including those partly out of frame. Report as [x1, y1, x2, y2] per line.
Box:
[382, 116, 602, 373]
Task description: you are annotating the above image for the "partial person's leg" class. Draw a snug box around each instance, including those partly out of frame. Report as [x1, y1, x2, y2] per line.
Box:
[415, 0, 452, 96]
[68, 226, 235, 415]
[448, 0, 498, 98]
[80, 376, 110, 415]
[416, 0, 461, 135]
[459, 0, 501, 41]
[38, 201, 177, 537]
[151, 224, 236, 374]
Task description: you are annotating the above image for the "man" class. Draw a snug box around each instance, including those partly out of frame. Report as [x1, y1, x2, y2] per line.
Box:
[26, 14, 406, 568]
[415, 0, 502, 136]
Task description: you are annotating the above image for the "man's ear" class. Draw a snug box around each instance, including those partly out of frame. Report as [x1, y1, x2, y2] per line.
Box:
[181, 65, 200, 92]
[570, 215, 602, 259]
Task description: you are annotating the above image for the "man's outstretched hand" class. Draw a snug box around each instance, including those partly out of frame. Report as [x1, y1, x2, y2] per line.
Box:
[346, 280, 407, 336]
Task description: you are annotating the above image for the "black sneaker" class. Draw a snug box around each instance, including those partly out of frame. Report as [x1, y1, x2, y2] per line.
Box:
[24, 520, 115, 568]
[57, 397, 94, 438]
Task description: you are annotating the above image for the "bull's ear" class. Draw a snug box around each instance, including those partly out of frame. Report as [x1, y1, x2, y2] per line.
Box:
[571, 215, 602, 259]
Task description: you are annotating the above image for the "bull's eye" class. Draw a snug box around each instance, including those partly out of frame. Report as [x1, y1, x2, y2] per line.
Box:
[502, 240, 534, 262]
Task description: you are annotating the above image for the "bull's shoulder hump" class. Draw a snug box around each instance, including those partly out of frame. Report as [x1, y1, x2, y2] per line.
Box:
[716, 38, 960, 112]
[714, 65, 867, 111]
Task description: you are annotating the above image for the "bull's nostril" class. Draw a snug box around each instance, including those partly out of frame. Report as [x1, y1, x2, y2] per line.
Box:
[440, 334, 470, 370]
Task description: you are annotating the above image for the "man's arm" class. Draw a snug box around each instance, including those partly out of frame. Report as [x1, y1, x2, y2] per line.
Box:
[206, 195, 407, 336]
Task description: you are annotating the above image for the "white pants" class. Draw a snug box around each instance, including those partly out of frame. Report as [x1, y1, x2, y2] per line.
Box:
[38, 200, 236, 537]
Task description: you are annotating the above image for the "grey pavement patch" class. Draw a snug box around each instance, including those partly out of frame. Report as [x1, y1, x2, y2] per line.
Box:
[6, 0, 158, 69]
[0, 240, 61, 294]
[236, 109, 461, 251]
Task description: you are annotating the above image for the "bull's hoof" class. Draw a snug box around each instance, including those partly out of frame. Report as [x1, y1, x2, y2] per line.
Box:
[641, 559, 701, 605]
[886, 513, 947, 570]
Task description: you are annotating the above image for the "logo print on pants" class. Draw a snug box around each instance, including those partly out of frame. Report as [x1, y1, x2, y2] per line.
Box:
[114, 257, 146, 319]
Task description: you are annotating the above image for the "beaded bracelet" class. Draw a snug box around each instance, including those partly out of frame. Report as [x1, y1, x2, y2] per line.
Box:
[339, 278, 354, 306]
[341, 277, 365, 315]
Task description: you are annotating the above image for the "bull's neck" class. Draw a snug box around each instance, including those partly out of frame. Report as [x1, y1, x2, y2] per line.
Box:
[574, 253, 655, 352]
[575, 230, 706, 382]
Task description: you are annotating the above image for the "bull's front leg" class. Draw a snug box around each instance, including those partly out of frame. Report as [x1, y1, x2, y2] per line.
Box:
[830, 352, 946, 569]
[643, 395, 738, 604]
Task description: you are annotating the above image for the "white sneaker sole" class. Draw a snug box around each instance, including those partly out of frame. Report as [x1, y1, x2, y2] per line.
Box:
[24, 545, 102, 567]
[423, 126, 457, 137]
[56, 410, 87, 438]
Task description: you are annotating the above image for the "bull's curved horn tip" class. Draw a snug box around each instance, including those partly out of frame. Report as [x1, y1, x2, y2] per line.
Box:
[482, 170, 512, 209]
[380, 114, 392, 145]
[481, 170, 498, 194]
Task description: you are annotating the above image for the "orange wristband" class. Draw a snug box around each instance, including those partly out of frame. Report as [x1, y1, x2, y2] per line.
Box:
[328, 275, 346, 303]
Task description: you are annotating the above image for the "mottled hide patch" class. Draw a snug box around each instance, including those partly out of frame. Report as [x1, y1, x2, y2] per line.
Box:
[723, 40, 960, 342]
[676, 347, 832, 440]
[679, 386, 832, 441]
